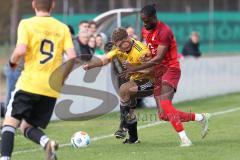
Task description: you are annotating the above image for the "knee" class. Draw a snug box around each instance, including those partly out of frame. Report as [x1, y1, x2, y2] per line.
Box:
[19, 122, 32, 134]
[120, 83, 130, 98]
[19, 125, 27, 134]
[2, 117, 20, 129]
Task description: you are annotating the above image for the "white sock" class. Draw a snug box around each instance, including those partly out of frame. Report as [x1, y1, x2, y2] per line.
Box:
[40, 135, 50, 148]
[195, 114, 204, 122]
[178, 130, 189, 140]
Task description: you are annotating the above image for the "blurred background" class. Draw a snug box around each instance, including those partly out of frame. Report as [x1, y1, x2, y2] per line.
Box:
[1, 0, 240, 110]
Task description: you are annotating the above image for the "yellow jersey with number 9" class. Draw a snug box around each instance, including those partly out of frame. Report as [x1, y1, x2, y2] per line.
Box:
[16, 16, 74, 98]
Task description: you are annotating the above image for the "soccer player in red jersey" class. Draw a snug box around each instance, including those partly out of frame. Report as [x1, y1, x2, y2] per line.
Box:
[122, 5, 211, 147]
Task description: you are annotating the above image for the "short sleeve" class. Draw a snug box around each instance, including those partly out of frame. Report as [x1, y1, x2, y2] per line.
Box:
[106, 49, 117, 61]
[63, 26, 74, 51]
[16, 20, 29, 45]
[156, 29, 173, 47]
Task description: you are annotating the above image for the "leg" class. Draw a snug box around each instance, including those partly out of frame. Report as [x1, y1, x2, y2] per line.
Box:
[1, 89, 24, 160]
[118, 81, 139, 143]
[31, 95, 58, 160]
[158, 83, 184, 132]
[19, 120, 50, 149]
[154, 66, 192, 146]
[1, 117, 20, 159]
[154, 83, 191, 147]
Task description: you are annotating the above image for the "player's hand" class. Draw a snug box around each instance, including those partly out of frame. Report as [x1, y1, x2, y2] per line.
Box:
[122, 61, 134, 71]
[120, 61, 136, 79]
[83, 64, 90, 71]
[140, 53, 151, 62]
[119, 69, 131, 79]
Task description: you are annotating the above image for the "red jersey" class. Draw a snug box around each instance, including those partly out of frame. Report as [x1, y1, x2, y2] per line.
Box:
[142, 21, 180, 69]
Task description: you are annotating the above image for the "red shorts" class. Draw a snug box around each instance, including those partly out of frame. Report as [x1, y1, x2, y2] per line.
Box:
[154, 66, 181, 96]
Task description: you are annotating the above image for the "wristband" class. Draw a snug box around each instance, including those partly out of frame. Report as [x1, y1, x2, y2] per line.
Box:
[9, 60, 17, 69]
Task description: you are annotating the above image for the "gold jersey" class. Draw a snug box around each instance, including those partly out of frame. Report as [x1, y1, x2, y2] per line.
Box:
[106, 39, 152, 81]
[16, 16, 74, 98]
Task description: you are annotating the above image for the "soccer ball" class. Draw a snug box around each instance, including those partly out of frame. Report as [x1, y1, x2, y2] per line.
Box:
[71, 131, 90, 148]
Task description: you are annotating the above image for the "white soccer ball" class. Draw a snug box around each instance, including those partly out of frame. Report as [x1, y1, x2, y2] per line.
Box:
[71, 131, 90, 148]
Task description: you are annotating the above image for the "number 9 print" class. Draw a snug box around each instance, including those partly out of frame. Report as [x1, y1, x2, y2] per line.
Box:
[49, 56, 119, 121]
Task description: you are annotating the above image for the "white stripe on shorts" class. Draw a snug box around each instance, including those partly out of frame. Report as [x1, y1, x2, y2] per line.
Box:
[5, 89, 19, 117]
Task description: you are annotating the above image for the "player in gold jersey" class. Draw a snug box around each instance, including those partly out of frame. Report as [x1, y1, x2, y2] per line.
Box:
[83, 28, 154, 144]
[1, 0, 76, 160]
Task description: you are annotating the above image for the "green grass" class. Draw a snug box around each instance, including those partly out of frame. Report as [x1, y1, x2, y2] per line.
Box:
[9, 93, 240, 160]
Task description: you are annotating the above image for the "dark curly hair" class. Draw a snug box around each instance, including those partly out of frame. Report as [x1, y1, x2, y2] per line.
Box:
[141, 4, 157, 17]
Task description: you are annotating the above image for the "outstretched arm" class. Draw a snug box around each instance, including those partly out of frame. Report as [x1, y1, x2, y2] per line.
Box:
[83, 55, 110, 70]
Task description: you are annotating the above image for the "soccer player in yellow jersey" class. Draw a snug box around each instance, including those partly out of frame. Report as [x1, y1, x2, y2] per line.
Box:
[1, 0, 76, 160]
[83, 28, 154, 144]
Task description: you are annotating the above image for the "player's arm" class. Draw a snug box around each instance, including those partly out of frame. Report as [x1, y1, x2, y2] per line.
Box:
[123, 45, 168, 74]
[9, 45, 27, 68]
[135, 67, 154, 75]
[133, 45, 168, 71]
[62, 48, 76, 84]
[61, 27, 77, 84]
[123, 30, 171, 73]
[9, 20, 28, 69]
[83, 49, 117, 70]
[83, 55, 110, 70]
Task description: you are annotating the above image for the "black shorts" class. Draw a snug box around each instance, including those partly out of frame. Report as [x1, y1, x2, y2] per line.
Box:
[6, 90, 56, 129]
[134, 79, 154, 98]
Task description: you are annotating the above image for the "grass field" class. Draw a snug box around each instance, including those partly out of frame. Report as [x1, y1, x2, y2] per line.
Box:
[7, 93, 240, 160]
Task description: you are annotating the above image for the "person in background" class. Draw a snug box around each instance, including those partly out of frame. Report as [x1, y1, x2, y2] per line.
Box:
[73, 31, 92, 60]
[88, 21, 97, 36]
[182, 31, 202, 58]
[78, 20, 89, 33]
[88, 36, 96, 55]
[126, 26, 139, 40]
[3, 59, 23, 112]
[95, 34, 105, 55]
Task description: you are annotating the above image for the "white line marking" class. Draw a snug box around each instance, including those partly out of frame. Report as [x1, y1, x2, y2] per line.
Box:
[12, 107, 240, 155]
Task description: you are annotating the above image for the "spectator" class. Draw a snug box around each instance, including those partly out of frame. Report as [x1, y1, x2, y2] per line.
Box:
[78, 20, 89, 33]
[126, 26, 139, 40]
[99, 32, 108, 44]
[182, 31, 202, 58]
[88, 21, 97, 36]
[73, 31, 92, 60]
[95, 34, 105, 55]
[88, 36, 96, 55]
[3, 60, 23, 112]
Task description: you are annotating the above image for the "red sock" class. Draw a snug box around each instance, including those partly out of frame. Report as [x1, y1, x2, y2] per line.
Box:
[159, 100, 184, 132]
